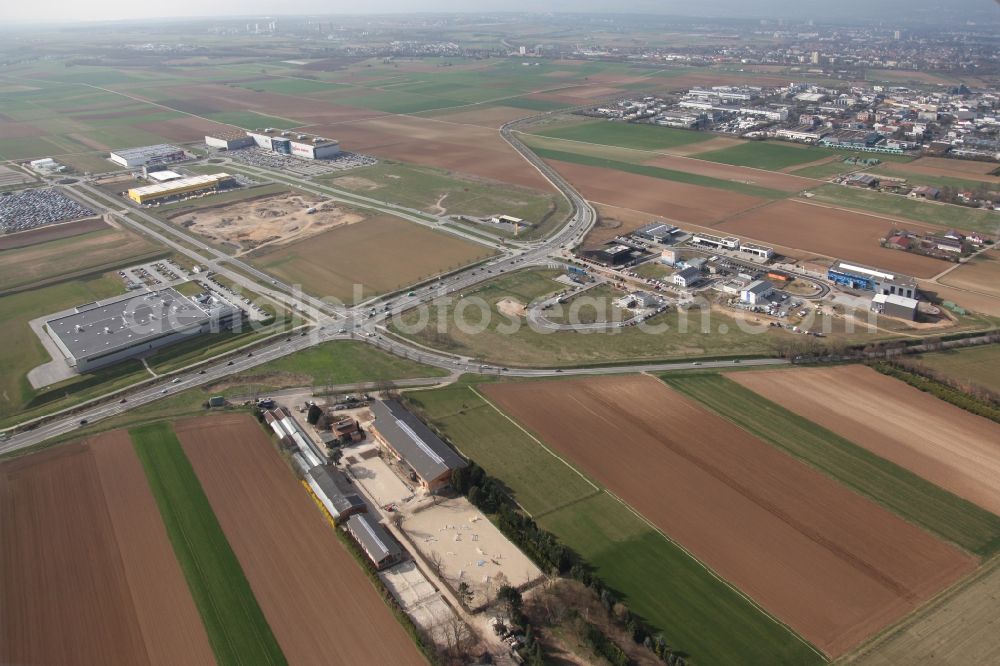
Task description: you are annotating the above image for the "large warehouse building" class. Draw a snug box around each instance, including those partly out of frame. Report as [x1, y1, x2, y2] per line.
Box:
[370, 400, 466, 492]
[246, 129, 341, 159]
[128, 173, 234, 204]
[109, 144, 186, 168]
[204, 129, 255, 151]
[44, 288, 240, 372]
[828, 260, 917, 299]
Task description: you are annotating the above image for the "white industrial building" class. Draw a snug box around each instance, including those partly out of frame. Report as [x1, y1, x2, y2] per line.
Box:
[673, 266, 702, 287]
[738, 242, 775, 260]
[247, 129, 341, 159]
[205, 130, 255, 150]
[44, 288, 239, 372]
[109, 144, 186, 168]
[740, 279, 775, 305]
[692, 233, 740, 251]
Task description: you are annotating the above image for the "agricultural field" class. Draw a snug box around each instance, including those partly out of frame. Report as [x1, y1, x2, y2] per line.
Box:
[532, 146, 790, 199]
[879, 156, 1000, 183]
[0, 223, 165, 292]
[0, 433, 215, 665]
[131, 422, 285, 665]
[327, 161, 564, 232]
[692, 141, 914, 171]
[405, 384, 599, 515]
[249, 214, 495, 303]
[541, 159, 768, 225]
[411, 383, 823, 665]
[914, 344, 1000, 394]
[663, 373, 1000, 556]
[482, 375, 976, 658]
[807, 183, 1000, 235]
[714, 199, 949, 278]
[941, 249, 1000, 297]
[732, 365, 1000, 516]
[846, 556, 1000, 666]
[529, 118, 714, 152]
[390, 269, 801, 366]
[173, 413, 426, 665]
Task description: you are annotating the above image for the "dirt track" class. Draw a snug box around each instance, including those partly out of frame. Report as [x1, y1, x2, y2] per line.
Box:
[715, 199, 948, 277]
[1, 435, 213, 666]
[733, 365, 1000, 515]
[548, 160, 766, 225]
[481, 375, 976, 658]
[175, 413, 425, 666]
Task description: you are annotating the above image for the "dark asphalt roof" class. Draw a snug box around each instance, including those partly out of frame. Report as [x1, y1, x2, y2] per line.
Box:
[370, 400, 466, 482]
[308, 464, 366, 516]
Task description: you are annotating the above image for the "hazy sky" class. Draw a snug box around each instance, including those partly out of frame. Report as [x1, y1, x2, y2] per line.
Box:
[1, 0, 997, 24]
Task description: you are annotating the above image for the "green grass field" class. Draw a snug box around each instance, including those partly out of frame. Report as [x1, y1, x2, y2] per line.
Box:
[530, 145, 788, 199]
[915, 345, 1000, 394]
[130, 422, 286, 666]
[539, 493, 823, 666]
[662, 373, 1000, 557]
[694, 141, 830, 170]
[404, 385, 598, 515]
[809, 184, 1000, 234]
[231, 340, 449, 388]
[531, 119, 713, 151]
[207, 110, 303, 129]
[325, 162, 562, 228]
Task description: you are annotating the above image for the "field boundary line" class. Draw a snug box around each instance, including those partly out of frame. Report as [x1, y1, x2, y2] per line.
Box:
[600, 487, 827, 661]
[468, 386, 599, 493]
[533, 488, 604, 521]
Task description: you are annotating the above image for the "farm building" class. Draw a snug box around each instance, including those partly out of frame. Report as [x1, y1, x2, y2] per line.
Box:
[740, 279, 775, 305]
[871, 293, 919, 320]
[44, 288, 240, 372]
[109, 144, 186, 168]
[128, 173, 234, 204]
[205, 130, 255, 151]
[673, 266, 702, 287]
[307, 464, 367, 524]
[264, 407, 326, 467]
[345, 514, 403, 570]
[247, 129, 341, 159]
[369, 400, 466, 492]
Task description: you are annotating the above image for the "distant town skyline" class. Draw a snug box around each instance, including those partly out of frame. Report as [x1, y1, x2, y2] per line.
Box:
[2, 1, 997, 25]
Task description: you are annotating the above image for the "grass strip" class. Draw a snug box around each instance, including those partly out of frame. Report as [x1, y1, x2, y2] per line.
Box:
[131, 422, 287, 666]
[662, 373, 1000, 557]
[531, 145, 788, 199]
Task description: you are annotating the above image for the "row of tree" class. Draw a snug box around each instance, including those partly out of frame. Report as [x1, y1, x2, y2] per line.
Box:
[451, 461, 688, 665]
[870, 360, 1000, 424]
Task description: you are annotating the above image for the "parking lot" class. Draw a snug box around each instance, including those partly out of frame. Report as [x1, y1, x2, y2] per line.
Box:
[0, 188, 95, 233]
[225, 148, 378, 176]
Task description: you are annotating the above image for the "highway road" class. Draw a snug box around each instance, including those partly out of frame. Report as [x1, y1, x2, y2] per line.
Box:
[0, 109, 791, 455]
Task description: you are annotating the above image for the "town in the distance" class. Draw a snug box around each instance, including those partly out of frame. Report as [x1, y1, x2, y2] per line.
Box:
[1, 8, 999, 666]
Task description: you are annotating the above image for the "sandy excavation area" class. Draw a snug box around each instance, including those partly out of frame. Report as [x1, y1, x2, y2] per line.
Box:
[0, 433, 214, 666]
[733, 365, 1000, 515]
[175, 413, 425, 666]
[170, 192, 365, 252]
[482, 375, 976, 658]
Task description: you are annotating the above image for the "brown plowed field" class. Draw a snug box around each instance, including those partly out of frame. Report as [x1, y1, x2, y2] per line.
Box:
[897, 156, 1000, 176]
[174, 413, 425, 666]
[733, 365, 1000, 515]
[0, 435, 213, 666]
[940, 249, 1000, 297]
[90, 431, 216, 666]
[302, 115, 552, 190]
[644, 154, 815, 192]
[547, 160, 765, 225]
[481, 375, 976, 658]
[918, 280, 1000, 317]
[0, 216, 107, 250]
[715, 199, 948, 277]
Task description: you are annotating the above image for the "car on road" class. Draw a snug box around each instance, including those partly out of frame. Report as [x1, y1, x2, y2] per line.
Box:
[199, 369, 206, 374]
[171, 378, 181, 383]
[79, 419, 88, 425]
[227, 360, 234, 366]
[119, 398, 127, 403]
[160, 389, 168, 394]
